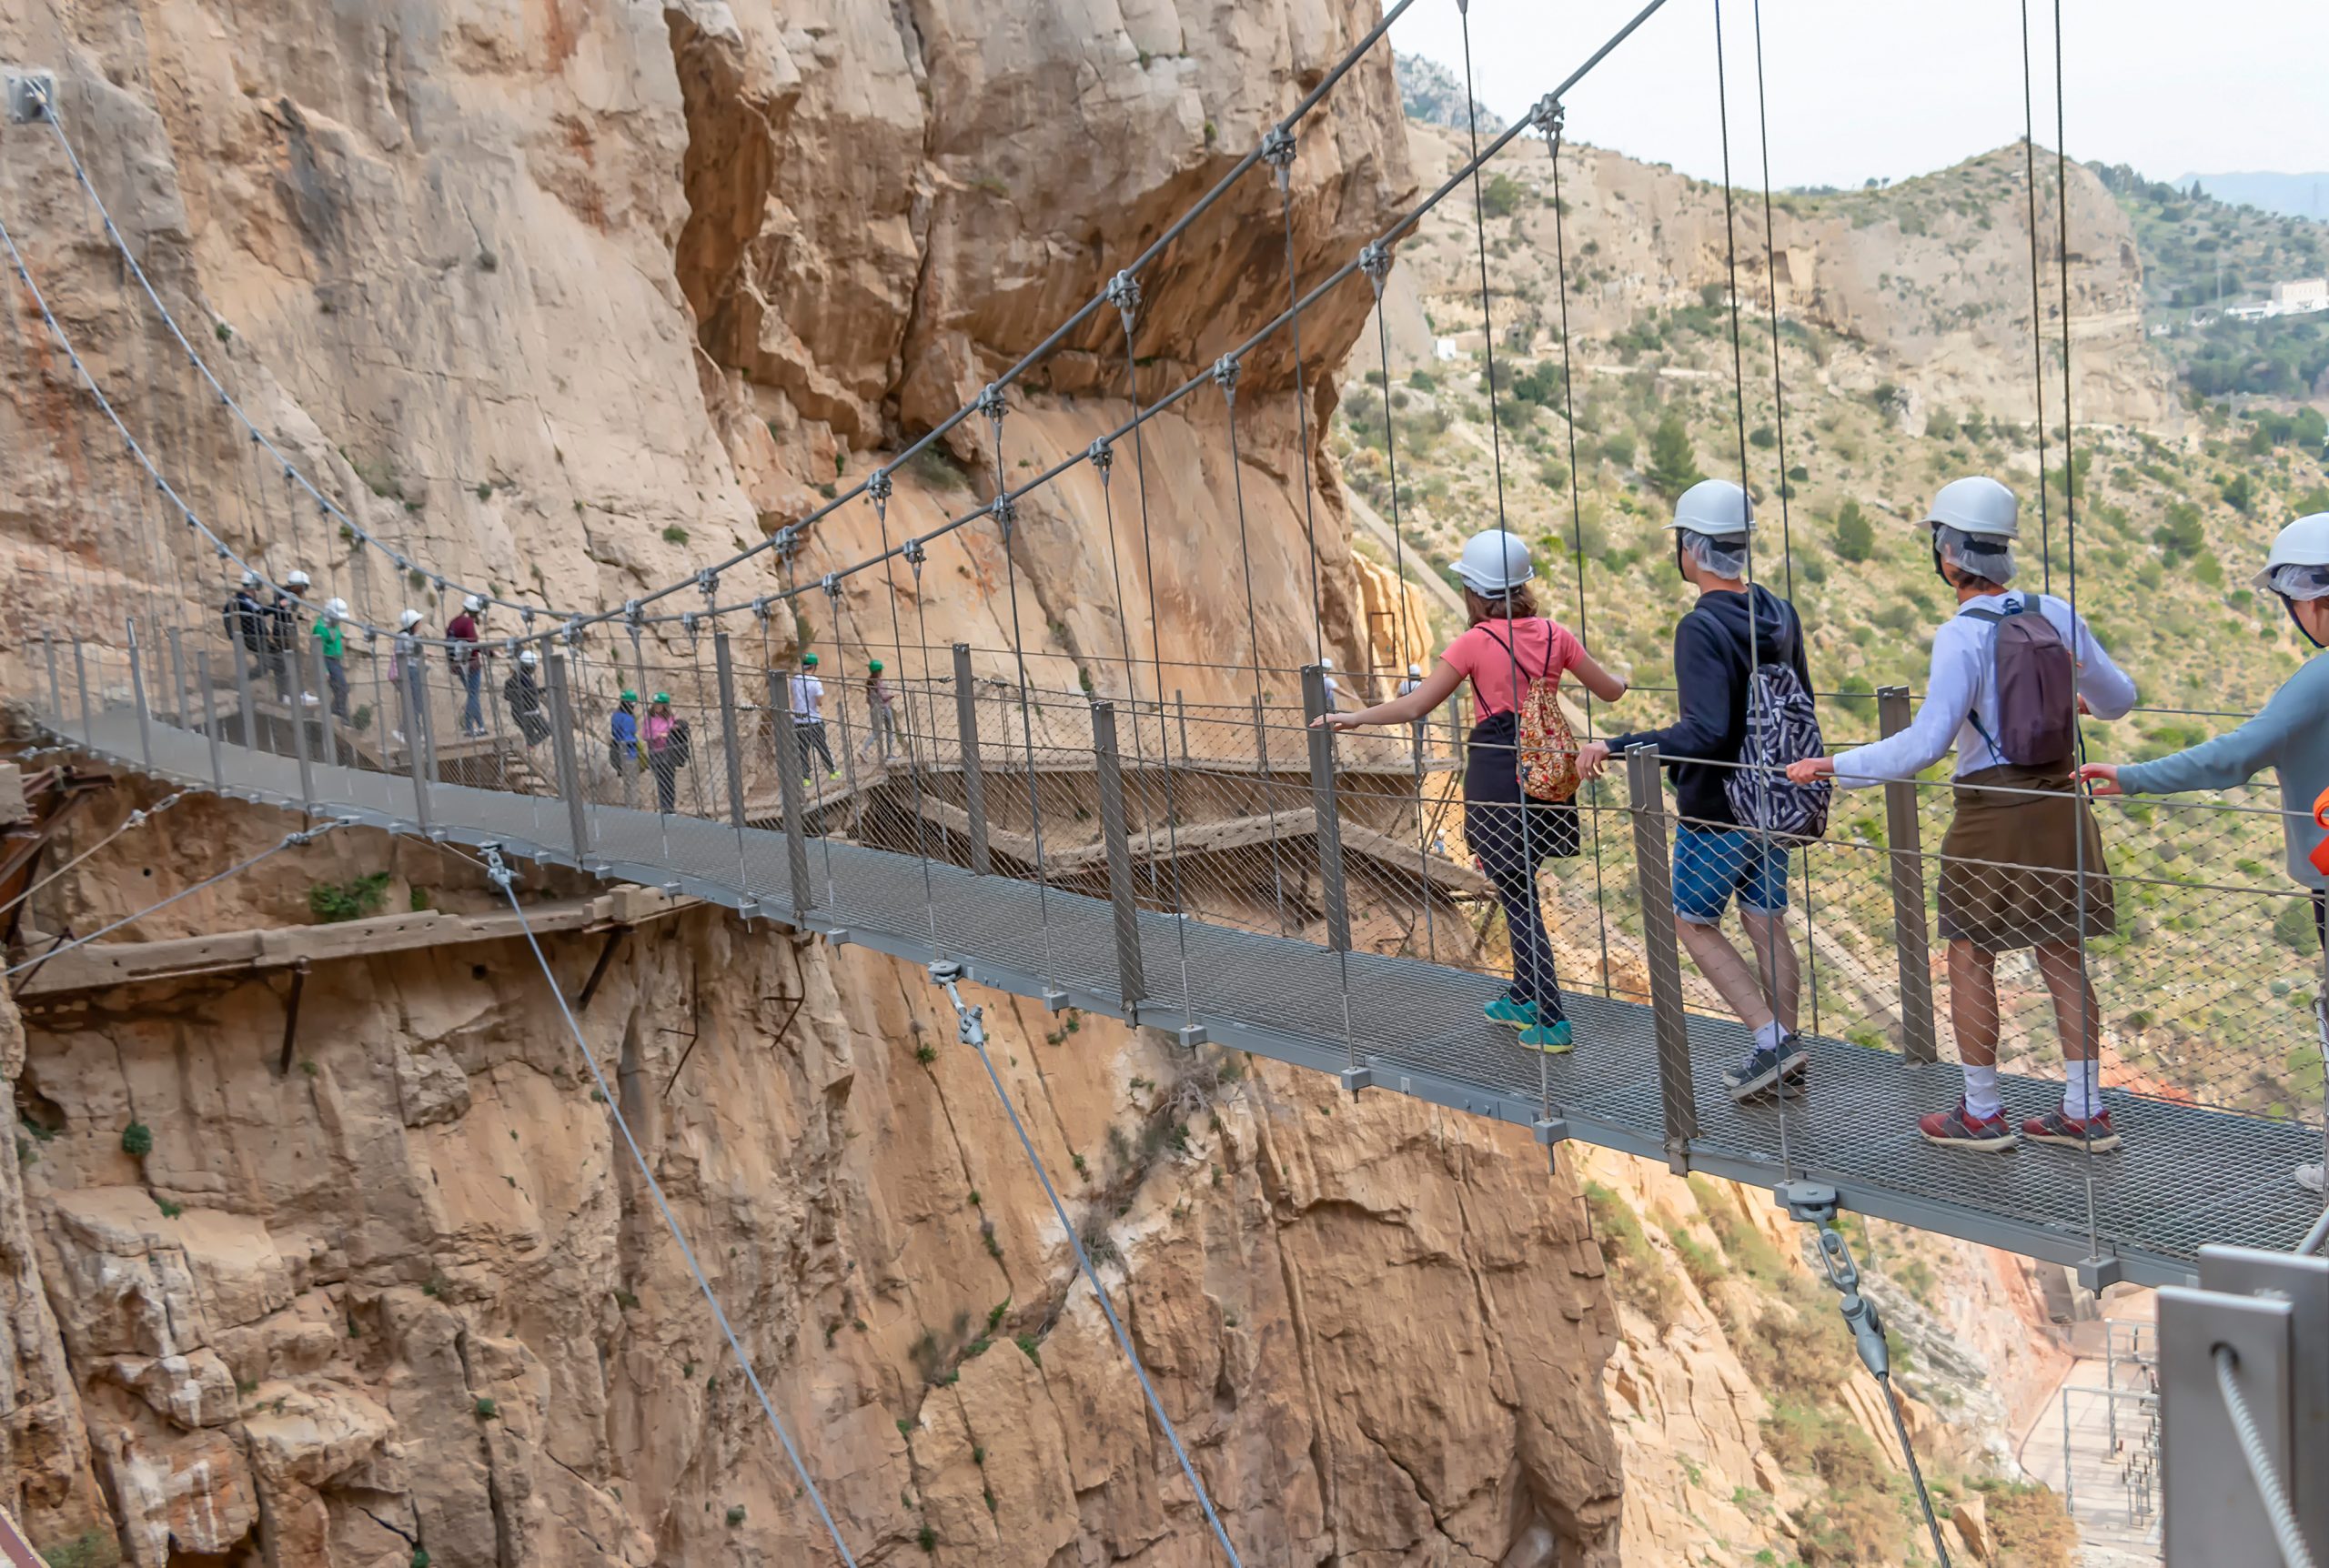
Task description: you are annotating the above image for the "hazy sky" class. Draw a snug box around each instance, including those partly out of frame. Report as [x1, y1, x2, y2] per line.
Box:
[1387, 0, 2329, 191]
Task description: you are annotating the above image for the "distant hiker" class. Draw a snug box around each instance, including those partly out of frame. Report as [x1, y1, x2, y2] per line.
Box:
[224, 570, 270, 683]
[862, 659, 899, 764]
[610, 689, 640, 770]
[313, 598, 351, 719]
[1787, 477, 2137, 1153]
[271, 568, 311, 699]
[2082, 512, 2329, 1192]
[389, 608, 425, 745]
[1396, 663, 1425, 698]
[503, 648, 550, 747]
[791, 652, 836, 779]
[646, 692, 689, 813]
[1316, 528, 1628, 1053]
[1319, 656, 1343, 711]
[1578, 479, 1828, 1104]
[447, 595, 485, 737]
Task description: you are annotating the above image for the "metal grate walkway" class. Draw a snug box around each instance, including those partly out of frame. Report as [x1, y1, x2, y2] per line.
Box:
[41, 701, 2324, 1288]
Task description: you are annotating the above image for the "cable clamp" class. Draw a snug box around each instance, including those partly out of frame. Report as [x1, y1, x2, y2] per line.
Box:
[976, 383, 1007, 425]
[1087, 437, 1113, 474]
[867, 467, 892, 504]
[481, 842, 516, 890]
[751, 595, 771, 621]
[991, 492, 1016, 538]
[774, 526, 801, 563]
[623, 599, 643, 628]
[1211, 354, 1240, 397]
[681, 611, 701, 637]
[1260, 126, 1296, 184]
[1357, 239, 1391, 294]
[902, 538, 927, 570]
[564, 616, 585, 647]
[696, 567, 719, 598]
[821, 571, 842, 599]
[1105, 269, 1142, 331]
[1530, 95, 1565, 143]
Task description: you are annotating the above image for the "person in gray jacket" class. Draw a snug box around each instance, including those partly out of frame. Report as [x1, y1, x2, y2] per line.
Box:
[2082, 512, 2329, 1195]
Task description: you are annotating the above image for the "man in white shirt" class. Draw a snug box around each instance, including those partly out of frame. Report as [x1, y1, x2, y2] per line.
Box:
[1790, 477, 2137, 1154]
[790, 651, 837, 779]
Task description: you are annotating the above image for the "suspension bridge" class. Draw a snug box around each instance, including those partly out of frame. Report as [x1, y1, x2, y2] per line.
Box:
[6, 0, 2328, 1562]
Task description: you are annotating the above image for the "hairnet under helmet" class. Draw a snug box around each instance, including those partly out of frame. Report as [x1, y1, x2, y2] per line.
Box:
[2265, 562, 2329, 602]
[1933, 523, 2016, 586]
[1675, 527, 1749, 579]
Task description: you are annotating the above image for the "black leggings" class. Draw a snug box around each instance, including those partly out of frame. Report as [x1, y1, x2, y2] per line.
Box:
[1465, 713, 1567, 1017]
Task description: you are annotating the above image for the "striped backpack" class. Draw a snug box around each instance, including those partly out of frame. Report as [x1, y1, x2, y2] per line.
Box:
[1723, 608, 1830, 840]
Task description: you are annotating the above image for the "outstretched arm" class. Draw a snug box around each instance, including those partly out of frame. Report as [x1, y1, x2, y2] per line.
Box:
[1315, 658, 1465, 729]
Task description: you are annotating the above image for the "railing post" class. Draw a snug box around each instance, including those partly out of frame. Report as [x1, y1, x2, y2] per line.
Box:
[1878, 686, 1939, 1064]
[284, 647, 315, 809]
[166, 626, 188, 726]
[545, 651, 591, 862]
[405, 659, 433, 836]
[230, 633, 255, 752]
[73, 637, 92, 739]
[42, 629, 61, 722]
[1627, 743, 1697, 1167]
[767, 667, 812, 919]
[1175, 689, 1189, 761]
[713, 633, 750, 889]
[1251, 692, 1269, 776]
[953, 642, 992, 875]
[1301, 665, 1352, 952]
[1091, 699, 1147, 1012]
[309, 628, 339, 768]
[195, 650, 225, 790]
[126, 619, 155, 769]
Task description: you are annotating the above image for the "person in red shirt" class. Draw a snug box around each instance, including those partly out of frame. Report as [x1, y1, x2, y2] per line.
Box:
[1316, 528, 1627, 1052]
[446, 595, 485, 736]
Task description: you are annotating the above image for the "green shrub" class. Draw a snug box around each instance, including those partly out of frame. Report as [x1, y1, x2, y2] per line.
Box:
[120, 1122, 153, 1159]
[1831, 499, 1876, 562]
[1478, 172, 1526, 219]
[309, 871, 391, 924]
[661, 524, 690, 545]
[35, 1530, 123, 1568]
[725, 1505, 745, 1527]
[1641, 413, 1703, 498]
[1014, 1333, 1042, 1366]
[473, 1397, 499, 1420]
[1583, 1182, 1679, 1320]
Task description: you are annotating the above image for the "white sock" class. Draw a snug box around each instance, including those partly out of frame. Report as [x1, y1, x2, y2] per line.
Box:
[1962, 1065, 2002, 1121]
[1753, 1019, 1788, 1053]
[2063, 1060, 2102, 1121]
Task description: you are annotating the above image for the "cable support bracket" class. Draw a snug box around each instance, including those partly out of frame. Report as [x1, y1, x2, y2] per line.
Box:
[1357, 239, 1391, 296]
[821, 572, 842, 601]
[928, 960, 983, 1045]
[1530, 94, 1565, 149]
[976, 382, 1007, 427]
[696, 567, 719, 599]
[1087, 437, 1113, 477]
[1211, 353, 1240, 402]
[751, 595, 771, 622]
[681, 611, 701, 638]
[1260, 126, 1296, 189]
[623, 599, 643, 628]
[902, 537, 926, 573]
[1104, 269, 1142, 333]
[990, 492, 1016, 540]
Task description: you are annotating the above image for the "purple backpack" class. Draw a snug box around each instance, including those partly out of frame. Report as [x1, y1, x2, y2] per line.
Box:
[1961, 597, 2076, 766]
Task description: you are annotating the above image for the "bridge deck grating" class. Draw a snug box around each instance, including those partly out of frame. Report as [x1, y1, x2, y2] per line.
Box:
[52, 707, 2324, 1284]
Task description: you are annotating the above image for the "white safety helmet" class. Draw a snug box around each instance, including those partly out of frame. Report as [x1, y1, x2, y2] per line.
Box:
[518, 648, 539, 668]
[1319, 656, 1335, 670]
[1923, 476, 2019, 539]
[1407, 663, 1423, 677]
[2252, 513, 2329, 595]
[1453, 528, 1534, 596]
[398, 608, 425, 630]
[1665, 478, 1754, 538]
[463, 594, 485, 613]
[240, 568, 261, 589]
[284, 568, 311, 590]
[324, 597, 348, 621]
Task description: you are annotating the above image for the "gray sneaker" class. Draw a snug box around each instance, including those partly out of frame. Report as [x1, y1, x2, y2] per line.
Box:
[1724, 1036, 1808, 1102]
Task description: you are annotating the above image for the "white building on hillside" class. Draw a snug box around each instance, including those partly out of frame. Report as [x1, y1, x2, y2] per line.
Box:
[2270, 277, 2328, 315]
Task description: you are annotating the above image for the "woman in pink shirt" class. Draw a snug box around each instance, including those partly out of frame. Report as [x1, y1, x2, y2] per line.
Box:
[1316, 528, 1626, 1050]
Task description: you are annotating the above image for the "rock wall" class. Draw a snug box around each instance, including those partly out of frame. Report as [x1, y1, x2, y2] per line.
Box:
[6, 802, 1623, 1564]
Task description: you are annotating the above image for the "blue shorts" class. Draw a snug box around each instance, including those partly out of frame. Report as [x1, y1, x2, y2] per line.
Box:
[1672, 825, 1790, 925]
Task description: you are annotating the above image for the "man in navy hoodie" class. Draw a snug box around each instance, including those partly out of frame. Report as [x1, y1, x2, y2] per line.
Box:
[1579, 478, 1813, 1101]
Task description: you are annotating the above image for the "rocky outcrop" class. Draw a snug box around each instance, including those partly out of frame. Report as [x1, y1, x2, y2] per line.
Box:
[7, 821, 1624, 1563]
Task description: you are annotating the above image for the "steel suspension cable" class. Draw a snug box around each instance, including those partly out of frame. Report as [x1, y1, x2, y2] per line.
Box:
[480, 846, 862, 1567]
[1712, 0, 1793, 1179]
[981, 392, 1059, 990]
[2018, 0, 2054, 592]
[2213, 1344, 2320, 1568]
[928, 964, 1245, 1565]
[0, 790, 188, 925]
[1213, 363, 1290, 935]
[1747, 0, 1821, 1040]
[1540, 104, 1617, 1000]
[865, 472, 941, 939]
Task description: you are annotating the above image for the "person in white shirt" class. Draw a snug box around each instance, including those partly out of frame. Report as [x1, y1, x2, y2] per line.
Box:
[1788, 477, 2137, 1154]
[790, 651, 837, 779]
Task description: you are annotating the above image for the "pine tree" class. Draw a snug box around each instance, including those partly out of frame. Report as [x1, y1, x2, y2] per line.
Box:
[1832, 498, 1876, 563]
[1642, 412, 1704, 498]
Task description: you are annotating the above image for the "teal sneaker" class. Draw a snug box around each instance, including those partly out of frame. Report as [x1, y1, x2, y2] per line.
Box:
[1484, 995, 1542, 1029]
[1519, 1019, 1573, 1054]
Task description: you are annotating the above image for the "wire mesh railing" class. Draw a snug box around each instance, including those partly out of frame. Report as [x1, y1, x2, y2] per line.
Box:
[31, 623, 2329, 1277]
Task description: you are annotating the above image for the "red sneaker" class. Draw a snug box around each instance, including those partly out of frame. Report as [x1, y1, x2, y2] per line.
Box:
[2022, 1108, 2121, 1152]
[1919, 1101, 2018, 1151]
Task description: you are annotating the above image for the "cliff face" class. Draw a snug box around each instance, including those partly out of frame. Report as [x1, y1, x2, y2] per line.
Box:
[0, 3, 1637, 1563]
[5, 799, 1622, 1565]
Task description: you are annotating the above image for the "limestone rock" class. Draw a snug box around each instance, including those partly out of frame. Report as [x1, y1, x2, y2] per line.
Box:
[101, 1349, 242, 1430]
[93, 1423, 258, 1567]
[394, 1042, 473, 1128]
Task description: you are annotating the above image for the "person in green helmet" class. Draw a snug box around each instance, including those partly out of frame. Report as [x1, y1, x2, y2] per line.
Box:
[789, 652, 836, 780]
[609, 689, 640, 771]
[863, 658, 899, 765]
